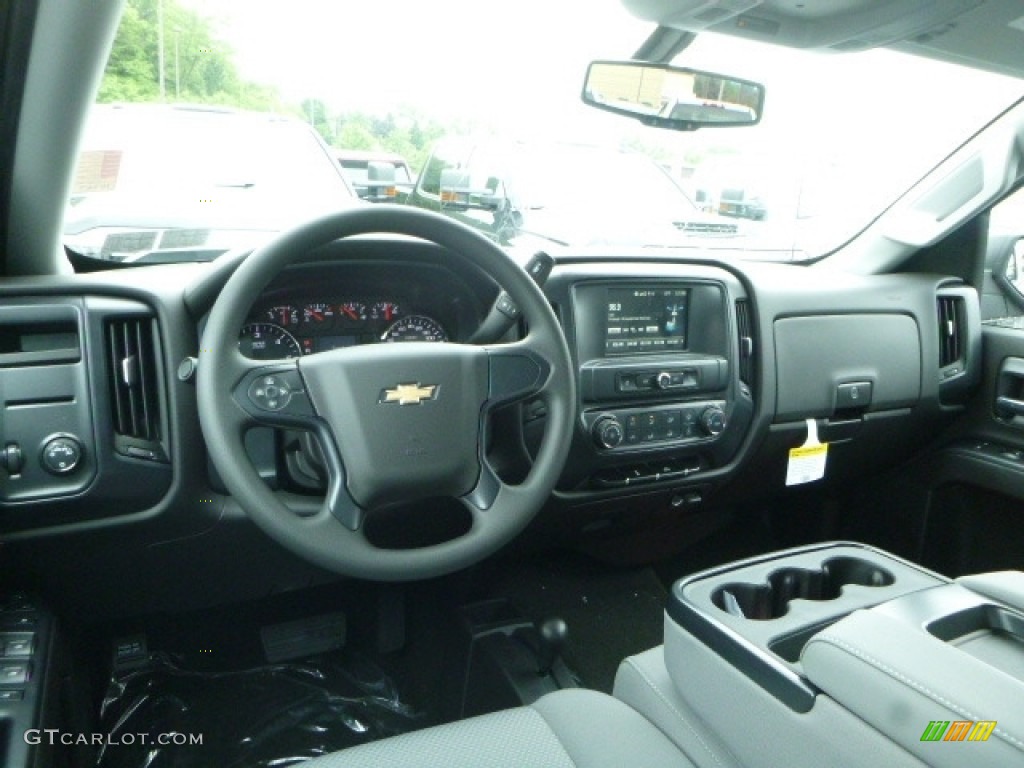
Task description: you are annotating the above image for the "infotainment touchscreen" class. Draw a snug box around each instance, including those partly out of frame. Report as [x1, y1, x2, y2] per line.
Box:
[605, 286, 688, 355]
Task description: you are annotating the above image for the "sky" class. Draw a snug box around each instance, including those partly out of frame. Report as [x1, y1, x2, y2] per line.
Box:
[177, 0, 1024, 226]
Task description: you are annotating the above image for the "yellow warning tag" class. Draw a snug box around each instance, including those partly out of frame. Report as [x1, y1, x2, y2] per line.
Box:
[786, 418, 828, 486]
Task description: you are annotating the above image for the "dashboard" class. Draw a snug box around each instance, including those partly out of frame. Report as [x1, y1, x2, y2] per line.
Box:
[0, 235, 984, 616]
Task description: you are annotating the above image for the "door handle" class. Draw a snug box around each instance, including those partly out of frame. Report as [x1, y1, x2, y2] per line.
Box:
[995, 396, 1024, 419]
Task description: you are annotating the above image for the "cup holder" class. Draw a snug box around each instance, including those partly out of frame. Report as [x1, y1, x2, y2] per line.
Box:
[711, 557, 895, 620]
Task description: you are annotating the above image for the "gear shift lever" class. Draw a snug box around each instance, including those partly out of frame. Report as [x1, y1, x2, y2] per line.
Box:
[536, 617, 568, 676]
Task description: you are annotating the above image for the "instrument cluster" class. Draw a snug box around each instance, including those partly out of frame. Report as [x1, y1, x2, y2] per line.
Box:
[240, 297, 450, 360]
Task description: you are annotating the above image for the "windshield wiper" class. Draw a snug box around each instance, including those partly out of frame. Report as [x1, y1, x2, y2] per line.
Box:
[215, 181, 256, 189]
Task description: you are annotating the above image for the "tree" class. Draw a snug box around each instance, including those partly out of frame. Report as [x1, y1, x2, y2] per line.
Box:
[301, 99, 336, 145]
[97, 0, 282, 110]
[97, 3, 158, 102]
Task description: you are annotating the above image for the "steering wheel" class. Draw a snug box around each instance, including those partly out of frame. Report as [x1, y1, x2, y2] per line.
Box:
[197, 205, 575, 581]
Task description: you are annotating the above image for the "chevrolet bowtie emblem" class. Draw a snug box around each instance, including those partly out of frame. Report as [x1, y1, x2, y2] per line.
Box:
[380, 383, 438, 406]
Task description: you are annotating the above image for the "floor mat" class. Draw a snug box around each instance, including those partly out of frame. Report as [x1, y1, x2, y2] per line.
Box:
[95, 650, 424, 768]
[489, 554, 667, 693]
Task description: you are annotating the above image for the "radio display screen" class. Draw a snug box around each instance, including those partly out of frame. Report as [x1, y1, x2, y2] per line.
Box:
[605, 286, 688, 355]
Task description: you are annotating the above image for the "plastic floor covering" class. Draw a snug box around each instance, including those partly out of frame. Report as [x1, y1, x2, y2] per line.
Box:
[95, 651, 424, 768]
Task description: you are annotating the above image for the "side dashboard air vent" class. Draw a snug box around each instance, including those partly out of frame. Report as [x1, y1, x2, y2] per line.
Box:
[937, 295, 965, 370]
[735, 299, 754, 391]
[106, 316, 168, 462]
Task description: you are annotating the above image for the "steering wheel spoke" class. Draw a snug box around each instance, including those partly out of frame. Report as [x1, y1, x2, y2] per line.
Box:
[480, 340, 552, 409]
[227, 355, 366, 529]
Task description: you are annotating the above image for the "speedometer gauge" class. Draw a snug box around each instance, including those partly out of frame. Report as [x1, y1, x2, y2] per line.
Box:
[239, 322, 303, 359]
[382, 315, 448, 343]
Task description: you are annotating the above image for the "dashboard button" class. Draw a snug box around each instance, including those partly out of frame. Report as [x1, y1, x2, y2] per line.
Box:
[0, 443, 23, 475]
[617, 375, 637, 392]
[0, 662, 29, 685]
[836, 381, 872, 408]
[2, 635, 33, 658]
[41, 436, 82, 475]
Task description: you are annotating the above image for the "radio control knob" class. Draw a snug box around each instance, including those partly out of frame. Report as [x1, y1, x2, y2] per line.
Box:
[700, 407, 727, 436]
[592, 416, 624, 449]
[656, 372, 672, 390]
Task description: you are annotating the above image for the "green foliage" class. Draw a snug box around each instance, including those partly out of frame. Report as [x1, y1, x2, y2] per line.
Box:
[330, 108, 449, 173]
[301, 99, 335, 145]
[97, 0, 465, 176]
[97, 3, 158, 102]
[98, 0, 281, 110]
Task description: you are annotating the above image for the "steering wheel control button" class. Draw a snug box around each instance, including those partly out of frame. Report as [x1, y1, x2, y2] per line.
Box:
[40, 436, 82, 475]
[494, 292, 521, 319]
[249, 374, 294, 411]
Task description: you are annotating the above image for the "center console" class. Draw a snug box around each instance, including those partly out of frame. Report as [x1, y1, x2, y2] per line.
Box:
[613, 543, 1024, 768]
[561, 274, 752, 491]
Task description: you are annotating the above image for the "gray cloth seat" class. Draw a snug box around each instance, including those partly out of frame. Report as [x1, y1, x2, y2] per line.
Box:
[303, 688, 695, 768]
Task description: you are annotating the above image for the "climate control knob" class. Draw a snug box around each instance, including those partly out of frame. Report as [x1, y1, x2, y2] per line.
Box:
[592, 415, 624, 449]
[656, 372, 673, 390]
[700, 407, 727, 436]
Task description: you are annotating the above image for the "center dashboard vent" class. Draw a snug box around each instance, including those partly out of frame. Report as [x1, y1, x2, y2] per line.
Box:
[105, 316, 168, 462]
[937, 295, 965, 371]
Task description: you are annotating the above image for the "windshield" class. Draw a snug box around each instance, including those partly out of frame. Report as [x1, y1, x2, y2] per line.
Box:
[65, 0, 1024, 265]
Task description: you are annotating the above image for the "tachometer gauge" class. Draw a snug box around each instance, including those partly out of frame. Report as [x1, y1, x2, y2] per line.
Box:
[382, 315, 448, 343]
[370, 301, 401, 322]
[338, 301, 367, 324]
[239, 322, 303, 359]
[265, 305, 300, 327]
[303, 302, 335, 329]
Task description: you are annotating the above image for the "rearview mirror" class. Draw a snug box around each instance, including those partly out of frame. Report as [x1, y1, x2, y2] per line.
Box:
[582, 61, 764, 131]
